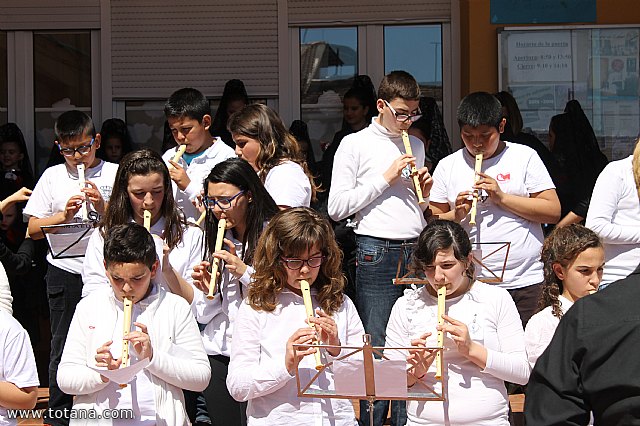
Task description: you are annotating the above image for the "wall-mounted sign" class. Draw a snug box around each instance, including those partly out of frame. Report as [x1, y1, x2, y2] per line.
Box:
[491, 0, 596, 25]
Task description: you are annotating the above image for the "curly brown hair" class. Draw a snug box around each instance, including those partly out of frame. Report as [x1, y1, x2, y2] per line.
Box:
[248, 207, 344, 315]
[539, 224, 602, 319]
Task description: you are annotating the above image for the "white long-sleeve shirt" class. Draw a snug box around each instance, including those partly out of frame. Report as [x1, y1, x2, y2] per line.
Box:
[385, 282, 530, 426]
[191, 231, 253, 357]
[328, 118, 427, 240]
[162, 140, 235, 223]
[81, 218, 203, 298]
[524, 295, 572, 368]
[586, 155, 640, 286]
[227, 288, 364, 425]
[58, 286, 210, 426]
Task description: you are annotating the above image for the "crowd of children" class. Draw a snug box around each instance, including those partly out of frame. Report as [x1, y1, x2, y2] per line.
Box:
[1, 71, 638, 426]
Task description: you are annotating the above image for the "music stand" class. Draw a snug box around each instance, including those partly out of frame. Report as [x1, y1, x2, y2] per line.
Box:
[294, 334, 443, 426]
[393, 240, 511, 285]
[40, 221, 96, 259]
[471, 241, 510, 283]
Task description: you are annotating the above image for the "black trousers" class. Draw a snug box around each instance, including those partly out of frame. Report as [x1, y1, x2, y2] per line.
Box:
[43, 265, 83, 426]
[203, 355, 247, 426]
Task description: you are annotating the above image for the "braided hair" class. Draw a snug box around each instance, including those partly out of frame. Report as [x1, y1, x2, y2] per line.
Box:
[539, 224, 602, 319]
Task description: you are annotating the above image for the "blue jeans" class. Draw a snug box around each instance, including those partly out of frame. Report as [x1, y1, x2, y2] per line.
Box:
[355, 235, 414, 426]
[44, 265, 83, 426]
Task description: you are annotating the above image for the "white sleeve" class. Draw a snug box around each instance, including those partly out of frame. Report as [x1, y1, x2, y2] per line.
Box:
[226, 303, 294, 401]
[2, 314, 39, 389]
[145, 298, 211, 392]
[328, 140, 389, 221]
[524, 313, 548, 369]
[524, 150, 555, 193]
[429, 157, 453, 205]
[57, 304, 110, 395]
[586, 163, 640, 244]
[81, 230, 109, 298]
[191, 285, 223, 325]
[326, 296, 365, 360]
[175, 226, 204, 286]
[384, 298, 410, 363]
[0, 263, 13, 315]
[482, 291, 531, 385]
[264, 163, 311, 208]
[22, 169, 53, 219]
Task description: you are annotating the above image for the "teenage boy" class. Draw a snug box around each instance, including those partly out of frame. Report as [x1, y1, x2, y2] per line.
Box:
[163, 87, 235, 222]
[58, 223, 210, 424]
[429, 92, 560, 325]
[23, 110, 118, 425]
[329, 70, 432, 426]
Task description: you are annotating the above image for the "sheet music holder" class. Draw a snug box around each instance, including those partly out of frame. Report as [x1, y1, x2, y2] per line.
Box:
[391, 241, 429, 285]
[40, 221, 95, 259]
[393, 240, 511, 285]
[471, 241, 510, 283]
[294, 334, 443, 426]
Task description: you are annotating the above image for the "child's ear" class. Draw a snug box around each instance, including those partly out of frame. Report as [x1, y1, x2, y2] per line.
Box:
[498, 118, 506, 134]
[150, 259, 159, 279]
[552, 263, 565, 281]
[94, 133, 102, 150]
[376, 99, 385, 114]
[202, 114, 212, 131]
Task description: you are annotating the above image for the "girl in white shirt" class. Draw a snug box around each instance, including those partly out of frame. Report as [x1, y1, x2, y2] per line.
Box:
[385, 219, 530, 426]
[228, 104, 315, 208]
[82, 149, 203, 297]
[163, 157, 280, 426]
[525, 224, 604, 368]
[226, 207, 364, 425]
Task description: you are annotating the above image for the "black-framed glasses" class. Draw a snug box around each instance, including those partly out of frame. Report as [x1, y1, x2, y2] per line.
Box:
[57, 138, 96, 157]
[203, 190, 246, 211]
[280, 256, 325, 270]
[384, 100, 422, 123]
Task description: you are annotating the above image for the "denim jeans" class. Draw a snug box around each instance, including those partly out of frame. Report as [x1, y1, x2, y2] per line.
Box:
[44, 265, 83, 426]
[355, 235, 414, 426]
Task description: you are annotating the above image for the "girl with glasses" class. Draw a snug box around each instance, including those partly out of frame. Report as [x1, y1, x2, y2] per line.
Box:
[228, 103, 316, 209]
[81, 149, 203, 298]
[162, 157, 279, 426]
[227, 207, 364, 425]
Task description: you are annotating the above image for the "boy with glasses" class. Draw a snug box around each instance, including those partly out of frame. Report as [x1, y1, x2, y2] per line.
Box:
[24, 110, 118, 426]
[328, 70, 432, 426]
[163, 87, 235, 222]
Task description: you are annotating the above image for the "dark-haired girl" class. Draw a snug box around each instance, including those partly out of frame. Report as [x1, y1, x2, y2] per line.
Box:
[385, 219, 529, 425]
[162, 157, 280, 426]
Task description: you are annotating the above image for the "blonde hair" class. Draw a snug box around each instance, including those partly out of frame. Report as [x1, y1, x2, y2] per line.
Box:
[633, 137, 640, 200]
[248, 207, 344, 314]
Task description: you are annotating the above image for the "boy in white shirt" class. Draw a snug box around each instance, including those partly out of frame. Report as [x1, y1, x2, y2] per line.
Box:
[0, 309, 39, 426]
[58, 223, 210, 425]
[328, 70, 432, 426]
[23, 110, 118, 425]
[162, 88, 235, 222]
[429, 92, 561, 325]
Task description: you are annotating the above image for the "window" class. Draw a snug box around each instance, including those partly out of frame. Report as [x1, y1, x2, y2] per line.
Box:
[499, 26, 640, 160]
[0, 31, 7, 125]
[300, 27, 358, 159]
[33, 31, 92, 175]
[384, 25, 443, 100]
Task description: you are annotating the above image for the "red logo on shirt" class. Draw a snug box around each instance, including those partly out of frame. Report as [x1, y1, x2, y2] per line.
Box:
[89, 326, 95, 329]
[496, 173, 511, 182]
